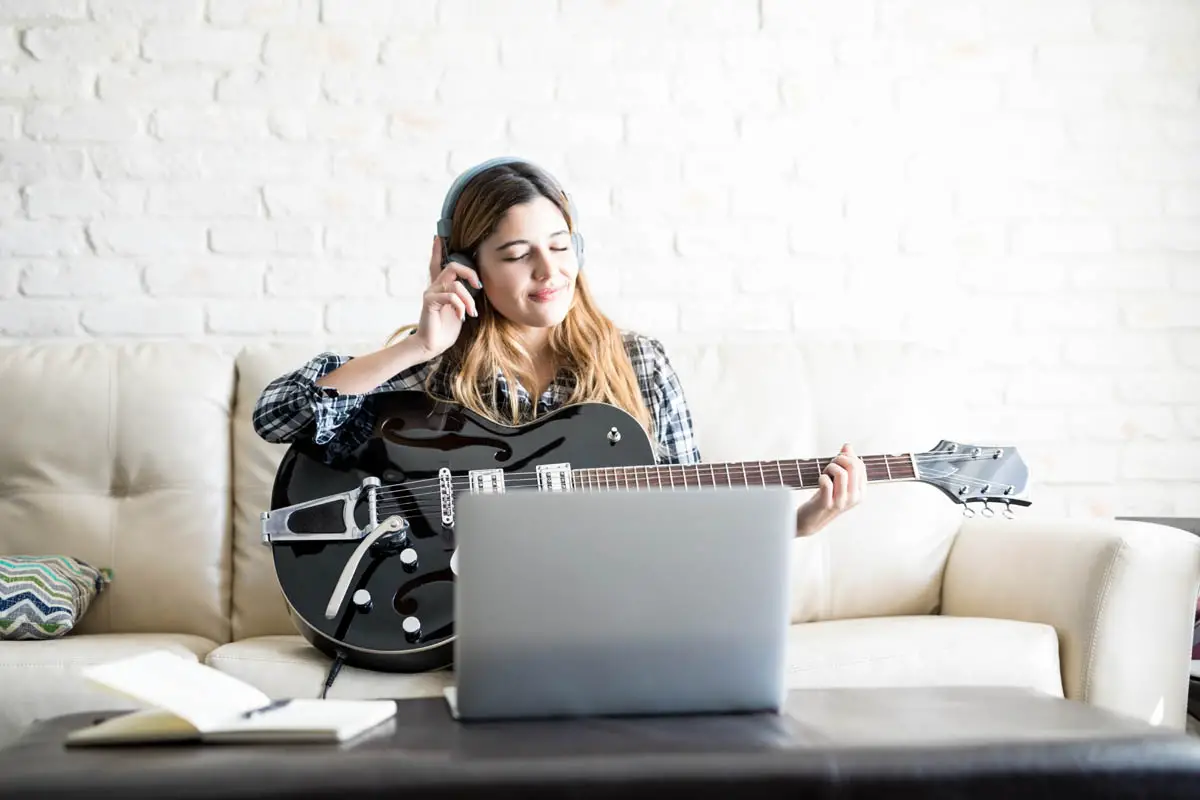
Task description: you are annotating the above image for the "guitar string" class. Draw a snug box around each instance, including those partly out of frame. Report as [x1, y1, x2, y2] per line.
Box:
[360, 452, 1008, 499]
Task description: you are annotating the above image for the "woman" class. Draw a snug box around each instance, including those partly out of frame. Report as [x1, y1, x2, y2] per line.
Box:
[252, 157, 865, 537]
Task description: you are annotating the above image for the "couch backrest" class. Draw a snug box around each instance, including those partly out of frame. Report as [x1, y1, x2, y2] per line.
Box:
[230, 336, 970, 639]
[1, 336, 972, 642]
[0, 343, 235, 644]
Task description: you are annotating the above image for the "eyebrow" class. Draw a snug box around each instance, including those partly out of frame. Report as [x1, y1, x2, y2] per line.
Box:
[495, 230, 570, 250]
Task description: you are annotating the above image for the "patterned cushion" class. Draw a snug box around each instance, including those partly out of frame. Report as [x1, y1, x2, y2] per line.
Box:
[0, 556, 112, 640]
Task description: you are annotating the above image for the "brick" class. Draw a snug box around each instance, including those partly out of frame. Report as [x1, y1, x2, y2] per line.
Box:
[1005, 371, 1115, 405]
[150, 108, 268, 141]
[98, 66, 217, 104]
[557, 0, 671, 34]
[877, 0, 984, 38]
[262, 183, 383, 218]
[1122, 443, 1200, 481]
[268, 108, 384, 141]
[263, 28, 379, 65]
[89, 144, 202, 180]
[196, 143, 325, 181]
[508, 112, 623, 147]
[23, 106, 139, 142]
[680, 297, 791, 332]
[1066, 483, 1177, 519]
[902, 219, 1007, 256]
[81, 301, 203, 335]
[389, 109, 505, 148]
[0, 182, 17, 215]
[90, 0, 202, 22]
[209, 220, 320, 256]
[437, 69, 554, 108]
[728, 35, 834, 72]
[1119, 220, 1200, 251]
[1062, 333, 1175, 366]
[322, 67, 434, 105]
[90, 219, 206, 255]
[761, 0, 874, 34]
[1117, 372, 1200, 403]
[781, 75, 894, 114]
[1118, 149, 1200, 181]
[1070, 257, 1173, 290]
[895, 77, 1004, 113]
[1178, 333, 1200, 367]
[146, 183, 260, 217]
[615, 182, 729, 222]
[1003, 78, 1108, 111]
[1066, 405, 1178, 441]
[0, 258, 18, 296]
[1167, 188, 1200, 216]
[324, 220, 408, 257]
[618, 256, 736, 296]
[1173, 261, 1200, 291]
[792, 291, 910, 337]
[984, 0, 1093, 38]
[0, 0, 84, 22]
[208, 0, 309, 24]
[1067, 115, 1167, 147]
[216, 68, 319, 105]
[675, 221, 787, 260]
[1012, 222, 1115, 254]
[25, 180, 144, 217]
[265, 260, 386, 296]
[1123, 296, 1200, 328]
[143, 29, 263, 64]
[19, 258, 141, 297]
[1094, 0, 1200, 39]
[498, 37, 603, 70]
[1036, 44, 1148, 75]
[1020, 442, 1121, 483]
[951, 332, 1064, 367]
[1016, 296, 1121, 330]
[0, 220, 86, 255]
[21, 25, 138, 61]
[320, 0, 435, 26]
[599, 297, 680, 336]
[206, 299, 320, 334]
[0, 64, 92, 101]
[964, 407, 1070, 444]
[627, 111, 737, 147]
[144, 259, 264, 297]
[0, 143, 86, 181]
[557, 70, 670, 111]
[324, 298, 418, 337]
[672, 69, 779, 114]
[1180, 407, 1200, 436]
[0, 299, 79, 335]
[331, 144, 450, 181]
[1112, 78, 1198, 110]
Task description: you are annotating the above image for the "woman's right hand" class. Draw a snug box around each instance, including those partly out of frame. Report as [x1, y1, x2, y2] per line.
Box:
[409, 235, 482, 360]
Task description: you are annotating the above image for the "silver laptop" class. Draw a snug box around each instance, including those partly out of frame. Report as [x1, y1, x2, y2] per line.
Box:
[445, 486, 795, 721]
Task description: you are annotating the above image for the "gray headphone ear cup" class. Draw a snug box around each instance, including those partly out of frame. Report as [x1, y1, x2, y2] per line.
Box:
[444, 252, 475, 270]
[571, 232, 585, 269]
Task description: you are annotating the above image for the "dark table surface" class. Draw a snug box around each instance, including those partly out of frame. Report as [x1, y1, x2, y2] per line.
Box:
[3, 686, 1200, 800]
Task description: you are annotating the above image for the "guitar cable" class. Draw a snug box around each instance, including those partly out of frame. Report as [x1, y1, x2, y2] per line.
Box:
[319, 648, 347, 699]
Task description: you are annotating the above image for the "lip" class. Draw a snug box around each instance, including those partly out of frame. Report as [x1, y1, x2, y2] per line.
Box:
[529, 286, 564, 302]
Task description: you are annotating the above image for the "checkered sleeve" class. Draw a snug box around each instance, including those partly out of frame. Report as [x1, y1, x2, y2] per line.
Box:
[627, 334, 702, 466]
[251, 352, 367, 446]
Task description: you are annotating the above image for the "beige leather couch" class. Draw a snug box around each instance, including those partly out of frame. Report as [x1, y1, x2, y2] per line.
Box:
[2, 337, 1198, 749]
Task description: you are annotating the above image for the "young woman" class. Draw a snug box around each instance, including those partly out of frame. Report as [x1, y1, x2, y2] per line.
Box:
[252, 158, 865, 537]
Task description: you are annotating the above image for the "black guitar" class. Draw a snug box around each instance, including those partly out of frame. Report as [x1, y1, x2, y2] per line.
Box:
[262, 390, 1031, 674]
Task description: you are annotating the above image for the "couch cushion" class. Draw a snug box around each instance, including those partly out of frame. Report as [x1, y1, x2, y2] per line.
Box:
[205, 635, 453, 700]
[785, 615, 1065, 697]
[0, 633, 217, 750]
[0, 343, 235, 644]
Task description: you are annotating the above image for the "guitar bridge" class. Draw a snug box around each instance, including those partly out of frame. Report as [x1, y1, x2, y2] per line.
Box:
[261, 476, 381, 545]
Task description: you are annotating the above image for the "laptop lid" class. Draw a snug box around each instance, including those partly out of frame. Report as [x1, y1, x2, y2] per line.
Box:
[449, 487, 795, 721]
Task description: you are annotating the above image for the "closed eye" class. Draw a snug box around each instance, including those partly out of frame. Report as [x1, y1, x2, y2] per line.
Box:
[502, 247, 570, 262]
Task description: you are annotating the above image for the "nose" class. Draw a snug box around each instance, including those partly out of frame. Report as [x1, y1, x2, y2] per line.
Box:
[530, 246, 555, 279]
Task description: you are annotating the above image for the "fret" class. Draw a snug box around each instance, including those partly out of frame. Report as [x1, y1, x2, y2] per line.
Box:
[884, 456, 892, 481]
[758, 461, 765, 487]
[741, 462, 748, 488]
[682, 466, 688, 491]
[795, 459, 805, 488]
[776, 461, 784, 488]
[725, 463, 732, 488]
[709, 463, 716, 489]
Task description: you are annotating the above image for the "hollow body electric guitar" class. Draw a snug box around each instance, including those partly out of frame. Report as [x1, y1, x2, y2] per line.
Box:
[262, 390, 1031, 674]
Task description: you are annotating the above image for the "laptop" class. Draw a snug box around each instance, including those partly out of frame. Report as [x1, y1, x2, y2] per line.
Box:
[444, 486, 796, 721]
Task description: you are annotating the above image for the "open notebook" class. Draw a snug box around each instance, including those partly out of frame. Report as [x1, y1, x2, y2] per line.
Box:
[65, 650, 397, 746]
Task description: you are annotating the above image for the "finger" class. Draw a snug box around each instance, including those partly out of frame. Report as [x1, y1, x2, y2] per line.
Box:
[436, 261, 481, 290]
[825, 463, 849, 510]
[427, 291, 466, 321]
[451, 280, 478, 317]
[817, 474, 834, 510]
[428, 235, 443, 284]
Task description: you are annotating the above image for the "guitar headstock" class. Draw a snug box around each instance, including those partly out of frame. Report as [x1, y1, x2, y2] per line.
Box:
[915, 440, 1031, 518]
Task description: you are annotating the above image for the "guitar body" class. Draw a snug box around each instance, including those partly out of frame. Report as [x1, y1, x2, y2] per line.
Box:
[267, 390, 655, 673]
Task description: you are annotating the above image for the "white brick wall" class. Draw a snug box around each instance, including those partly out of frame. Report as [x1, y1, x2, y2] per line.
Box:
[0, 0, 1196, 520]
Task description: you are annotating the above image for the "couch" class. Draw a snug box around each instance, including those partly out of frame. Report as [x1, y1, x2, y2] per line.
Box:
[2, 336, 1198, 749]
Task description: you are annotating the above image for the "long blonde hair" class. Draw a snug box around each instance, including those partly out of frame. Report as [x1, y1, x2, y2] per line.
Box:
[386, 162, 654, 438]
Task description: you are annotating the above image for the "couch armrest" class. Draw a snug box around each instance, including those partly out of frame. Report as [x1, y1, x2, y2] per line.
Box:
[941, 517, 1200, 729]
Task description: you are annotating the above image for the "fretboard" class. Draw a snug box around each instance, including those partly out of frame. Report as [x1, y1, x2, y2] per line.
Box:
[572, 455, 916, 492]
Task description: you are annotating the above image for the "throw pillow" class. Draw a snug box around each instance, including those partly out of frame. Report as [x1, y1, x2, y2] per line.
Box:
[0, 556, 112, 640]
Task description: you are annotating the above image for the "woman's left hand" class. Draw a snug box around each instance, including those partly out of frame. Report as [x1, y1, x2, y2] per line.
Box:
[795, 443, 866, 537]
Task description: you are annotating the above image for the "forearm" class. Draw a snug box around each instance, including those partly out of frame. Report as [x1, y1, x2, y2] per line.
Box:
[316, 335, 432, 396]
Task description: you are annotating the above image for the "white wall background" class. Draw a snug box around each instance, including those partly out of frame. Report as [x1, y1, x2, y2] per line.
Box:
[0, 0, 1196, 519]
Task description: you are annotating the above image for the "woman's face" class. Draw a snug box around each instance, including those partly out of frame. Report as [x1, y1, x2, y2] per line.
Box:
[473, 196, 579, 330]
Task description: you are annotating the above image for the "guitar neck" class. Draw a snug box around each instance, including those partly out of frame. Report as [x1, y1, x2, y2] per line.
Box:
[572, 454, 917, 491]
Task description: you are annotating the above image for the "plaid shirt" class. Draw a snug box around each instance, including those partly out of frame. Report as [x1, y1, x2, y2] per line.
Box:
[252, 331, 702, 467]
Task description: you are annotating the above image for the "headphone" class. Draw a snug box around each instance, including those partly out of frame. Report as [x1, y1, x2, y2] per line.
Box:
[435, 156, 585, 275]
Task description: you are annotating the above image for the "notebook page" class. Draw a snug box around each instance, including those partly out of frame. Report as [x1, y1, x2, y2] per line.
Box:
[82, 650, 272, 731]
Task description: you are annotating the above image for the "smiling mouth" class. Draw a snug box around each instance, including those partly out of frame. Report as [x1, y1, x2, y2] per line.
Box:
[529, 286, 564, 301]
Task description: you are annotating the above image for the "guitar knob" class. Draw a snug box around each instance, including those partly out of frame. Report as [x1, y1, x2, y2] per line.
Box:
[352, 589, 372, 611]
[402, 615, 421, 642]
[400, 548, 418, 572]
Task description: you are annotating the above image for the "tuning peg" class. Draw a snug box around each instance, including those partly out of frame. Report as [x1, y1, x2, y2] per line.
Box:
[1003, 500, 1015, 520]
[962, 505, 976, 518]
[981, 500, 994, 518]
